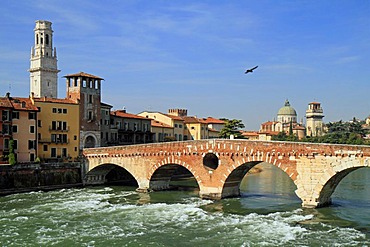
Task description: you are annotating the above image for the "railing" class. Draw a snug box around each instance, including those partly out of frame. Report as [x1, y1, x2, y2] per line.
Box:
[38, 138, 70, 144]
[49, 126, 70, 132]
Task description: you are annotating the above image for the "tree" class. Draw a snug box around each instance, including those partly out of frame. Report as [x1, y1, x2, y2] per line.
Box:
[8, 139, 17, 165]
[219, 119, 245, 139]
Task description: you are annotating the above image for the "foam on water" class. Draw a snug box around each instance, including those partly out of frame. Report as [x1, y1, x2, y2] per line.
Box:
[0, 188, 368, 246]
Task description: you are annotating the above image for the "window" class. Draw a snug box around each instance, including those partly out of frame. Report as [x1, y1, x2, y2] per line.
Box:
[51, 148, 57, 158]
[74, 135, 77, 140]
[30, 153, 35, 162]
[4, 139, 9, 149]
[52, 108, 57, 113]
[88, 94, 93, 104]
[12, 111, 19, 119]
[2, 110, 10, 121]
[2, 124, 10, 135]
[28, 112, 36, 120]
[191, 126, 195, 130]
[43, 145, 48, 152]
[63, 109, 67, 114]
[30, 126, 35, 133]
[74, 147, 77, 152]
[28, 140, 36, 149]
[174, 124, 178, 128]
[38, 120, 42, 127]
[62, 148, 67, 157]
[179, 124, 183, 128]
[12, 125, 18, 133]
[88, 111, 93, 120]
[13, 140, 18, 150]
[58, 108, 62, 114]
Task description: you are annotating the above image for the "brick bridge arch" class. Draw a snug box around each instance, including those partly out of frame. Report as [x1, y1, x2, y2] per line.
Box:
[83, 139, 370, 208]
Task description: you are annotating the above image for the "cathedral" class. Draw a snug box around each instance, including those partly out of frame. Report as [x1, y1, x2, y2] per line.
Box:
[259, 99, 324, 140]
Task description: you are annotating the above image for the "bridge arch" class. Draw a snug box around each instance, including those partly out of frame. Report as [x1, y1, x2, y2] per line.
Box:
[313, 159, 369, 207]
[85, 163, 138, 187]
[221, 160, 298, 199]
[149, 163, 200, 191]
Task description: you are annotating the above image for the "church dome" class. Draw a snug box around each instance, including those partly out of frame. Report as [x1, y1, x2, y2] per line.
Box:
[277, 100, 297, 124]
[277, 100, 297, 116]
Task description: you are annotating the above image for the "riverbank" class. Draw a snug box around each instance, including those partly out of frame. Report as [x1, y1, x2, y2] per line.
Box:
[0, 163, 83, 195]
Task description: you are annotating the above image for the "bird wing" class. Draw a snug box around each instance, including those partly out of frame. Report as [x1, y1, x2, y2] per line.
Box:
[252, 65, 258, 70]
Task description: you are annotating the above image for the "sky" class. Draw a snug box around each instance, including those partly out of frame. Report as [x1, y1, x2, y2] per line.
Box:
[0, 0, 369, 130]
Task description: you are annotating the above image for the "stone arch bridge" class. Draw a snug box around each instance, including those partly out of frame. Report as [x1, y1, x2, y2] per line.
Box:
[82, 139, 370, 208]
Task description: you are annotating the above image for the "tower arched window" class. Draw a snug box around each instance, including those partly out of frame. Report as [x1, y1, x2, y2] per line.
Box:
[36, 34, 39, 44]
[46, 34, 49, 45]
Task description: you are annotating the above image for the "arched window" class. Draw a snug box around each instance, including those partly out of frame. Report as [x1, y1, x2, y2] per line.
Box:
[36, 34, 39, 44]
[45, 34, 49, 45]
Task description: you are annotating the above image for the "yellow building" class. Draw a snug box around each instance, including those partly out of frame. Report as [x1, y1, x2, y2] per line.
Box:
[182, 116, 209, 140]
[31, 96, 80, 162]
[139, 109, 223, 141]
[150, 120, 174, 142]
[138, 110, 185, 141]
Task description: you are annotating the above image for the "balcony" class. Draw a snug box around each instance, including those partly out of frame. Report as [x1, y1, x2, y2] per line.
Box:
[49, 126, 70, 132]
[38, 138, 70, 144]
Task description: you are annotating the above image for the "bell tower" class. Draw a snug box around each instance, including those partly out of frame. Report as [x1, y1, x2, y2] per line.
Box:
[306, 102, 324, 137]
[29, 20, 60, 98]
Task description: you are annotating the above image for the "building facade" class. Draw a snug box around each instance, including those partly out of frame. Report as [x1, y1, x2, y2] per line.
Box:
[31, 96, 80, 162]
[110, 110, 152, 145]
[0, 96, 14, 163]
[9, 96, 38, 163]
[29, 20, 60, 98]
[65, 72, 103, 149]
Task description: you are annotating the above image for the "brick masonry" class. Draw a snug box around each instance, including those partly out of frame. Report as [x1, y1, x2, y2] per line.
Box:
[83, 139, 370, 208]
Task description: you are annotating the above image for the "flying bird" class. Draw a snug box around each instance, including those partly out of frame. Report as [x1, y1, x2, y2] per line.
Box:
[245, 65, 258, 74]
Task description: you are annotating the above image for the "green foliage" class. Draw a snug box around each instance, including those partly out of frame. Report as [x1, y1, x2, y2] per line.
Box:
[219, 119, 245, 139]
[302, 120, 369, 145]
[8, 139, 17, 165]
[271, 131, 299, 142]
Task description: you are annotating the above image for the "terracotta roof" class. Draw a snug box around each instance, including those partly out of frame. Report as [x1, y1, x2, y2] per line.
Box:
[0, 97, 13, 108]
[182, 116, 206, 124]
[10, 97, 38, 111]
[111, 110, 148, 120]
[261, 121, 279, 125]
[258, 131, 280, 135]
[293, 125, 306, 130]
[151, 120, 173, 128]
[202, 117, 225, 124]
[64, 71, 104, 80]
[33, 97, 78, 104]
[163, 114, 184, 121]
[241, 131, 259, 137]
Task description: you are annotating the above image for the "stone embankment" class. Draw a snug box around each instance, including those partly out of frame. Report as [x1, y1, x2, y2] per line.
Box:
[0, 163, 83, 195]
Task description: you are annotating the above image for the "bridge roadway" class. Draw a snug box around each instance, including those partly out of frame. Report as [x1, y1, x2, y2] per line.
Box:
[82, 139, 370, 208]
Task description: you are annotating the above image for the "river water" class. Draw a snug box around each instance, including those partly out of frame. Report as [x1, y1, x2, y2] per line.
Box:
[0, 163, 369, 246]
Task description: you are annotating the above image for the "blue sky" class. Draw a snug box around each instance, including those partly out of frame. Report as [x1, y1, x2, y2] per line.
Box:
[0, 0, 369, 130]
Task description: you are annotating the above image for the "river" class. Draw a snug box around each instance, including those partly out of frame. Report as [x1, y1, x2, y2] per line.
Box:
[0, 163, 369, 246]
